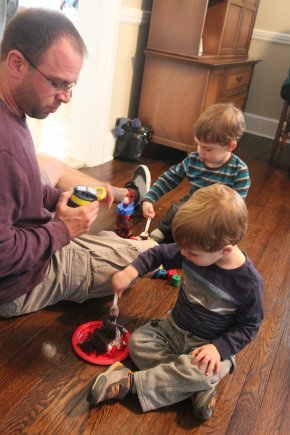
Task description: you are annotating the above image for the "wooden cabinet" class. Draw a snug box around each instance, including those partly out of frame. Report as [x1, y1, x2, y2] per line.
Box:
[138, 0, 261, 152]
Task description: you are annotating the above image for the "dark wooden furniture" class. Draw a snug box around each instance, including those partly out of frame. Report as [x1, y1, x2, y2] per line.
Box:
[0, 135, 289, 434]
[138, 0, 261, 152]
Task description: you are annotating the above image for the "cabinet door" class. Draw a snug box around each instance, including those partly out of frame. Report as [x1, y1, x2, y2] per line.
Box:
[203, 0, 244, 56]
[147, 0, 209, 57]
[203, 0, 259, 56]
[219, 1, 244, 55]
[235, 0, 259, 55]
[246, 0, 259, 7]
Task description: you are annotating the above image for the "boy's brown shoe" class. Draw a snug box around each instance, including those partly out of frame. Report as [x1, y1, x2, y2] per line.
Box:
[191, 386, 217, 420]
[87, 362, 132, 405]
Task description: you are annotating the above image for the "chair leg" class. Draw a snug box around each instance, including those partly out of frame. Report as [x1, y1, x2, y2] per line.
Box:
[280, 114, 290, 152]
[270, 100, 289, 162]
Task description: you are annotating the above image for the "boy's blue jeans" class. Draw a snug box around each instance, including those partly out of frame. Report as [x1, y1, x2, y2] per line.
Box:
[129, 311, 235, 412]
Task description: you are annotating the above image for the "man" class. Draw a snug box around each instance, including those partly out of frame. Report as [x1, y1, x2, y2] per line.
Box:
[0, 8, 155, 317]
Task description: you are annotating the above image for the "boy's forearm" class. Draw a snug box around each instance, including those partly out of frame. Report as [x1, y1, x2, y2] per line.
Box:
[131, 243, 183, 276]
[124, 264, 139, 281]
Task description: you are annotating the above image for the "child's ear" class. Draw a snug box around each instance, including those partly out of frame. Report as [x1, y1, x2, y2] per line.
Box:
[228, 141, 237, 152]
[221, 245, 233, 256]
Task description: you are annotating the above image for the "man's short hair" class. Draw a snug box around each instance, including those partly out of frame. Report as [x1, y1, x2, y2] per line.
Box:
[0, 8, 87, 64]
[193, 103, 246, 145]
[172, 184, 248, 252]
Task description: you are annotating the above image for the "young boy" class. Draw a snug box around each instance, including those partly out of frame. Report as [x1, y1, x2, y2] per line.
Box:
[87, 184, 264, 420]
[143, 103, 250, 243]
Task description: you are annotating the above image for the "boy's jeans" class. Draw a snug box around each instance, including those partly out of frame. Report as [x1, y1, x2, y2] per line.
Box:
[129, 311, 235, 412]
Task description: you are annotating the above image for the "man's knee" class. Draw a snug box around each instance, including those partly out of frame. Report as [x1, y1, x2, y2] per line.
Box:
[37, 153, 66, 187]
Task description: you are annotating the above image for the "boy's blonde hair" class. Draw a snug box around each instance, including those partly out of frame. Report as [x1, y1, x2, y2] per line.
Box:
[194, 103, 245, 145]
[172, 184, 248, 252]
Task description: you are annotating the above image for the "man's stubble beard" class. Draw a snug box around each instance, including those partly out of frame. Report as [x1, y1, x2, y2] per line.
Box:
[15, 85, 50, 120]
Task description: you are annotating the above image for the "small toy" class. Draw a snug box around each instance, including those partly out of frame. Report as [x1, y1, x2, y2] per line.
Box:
[68, 185, 106, 207]
[171, 275, 181, 287]
[167, 269, 178, 282]
[153, 269, 167, 279]
[115, 192, 135, 238]
[151, 265, 167, 279]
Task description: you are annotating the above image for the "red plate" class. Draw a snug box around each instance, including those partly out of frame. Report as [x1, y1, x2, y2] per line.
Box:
[72, 320, 130, 365]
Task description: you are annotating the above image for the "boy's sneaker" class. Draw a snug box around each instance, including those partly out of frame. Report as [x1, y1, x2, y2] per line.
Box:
[150, 228, 166, 243]
[191, 386, 217, 420]
[124, 165, 151, 209]
[87, 362, 132, 405]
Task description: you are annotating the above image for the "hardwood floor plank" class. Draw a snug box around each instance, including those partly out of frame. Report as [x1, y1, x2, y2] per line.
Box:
[252, 314, 290, 435]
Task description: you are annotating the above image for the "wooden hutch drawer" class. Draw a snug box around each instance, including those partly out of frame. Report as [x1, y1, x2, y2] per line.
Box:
[222, 66, 253, 97]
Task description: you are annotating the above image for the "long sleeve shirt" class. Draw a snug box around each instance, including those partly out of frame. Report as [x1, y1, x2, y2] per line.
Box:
[0, 101, 70, 304]
[131, 243, 264, 361]
[144, 152, 250, 204]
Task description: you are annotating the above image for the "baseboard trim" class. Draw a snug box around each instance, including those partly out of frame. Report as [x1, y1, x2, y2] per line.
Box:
[253, 29, 290, 46]
[244, 111, 278, 140]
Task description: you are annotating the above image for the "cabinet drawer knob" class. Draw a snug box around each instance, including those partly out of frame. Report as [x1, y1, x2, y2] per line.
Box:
[236, 76, 243, 82]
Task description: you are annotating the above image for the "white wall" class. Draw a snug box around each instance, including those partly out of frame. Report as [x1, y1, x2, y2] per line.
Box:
[68, 0, 122, 166]
[245, 0, 290, 139]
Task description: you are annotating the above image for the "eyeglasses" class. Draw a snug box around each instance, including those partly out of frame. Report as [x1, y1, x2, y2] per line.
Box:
[14, 45, 76, 91]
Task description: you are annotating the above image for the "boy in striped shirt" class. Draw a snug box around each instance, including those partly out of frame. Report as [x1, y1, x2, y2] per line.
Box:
[143, 103, 250, 243]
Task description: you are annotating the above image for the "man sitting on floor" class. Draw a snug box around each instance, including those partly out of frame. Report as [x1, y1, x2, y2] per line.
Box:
[0, 8, 156, 318]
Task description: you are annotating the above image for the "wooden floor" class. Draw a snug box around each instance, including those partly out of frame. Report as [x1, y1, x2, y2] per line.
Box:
[0, 134, 289, 434]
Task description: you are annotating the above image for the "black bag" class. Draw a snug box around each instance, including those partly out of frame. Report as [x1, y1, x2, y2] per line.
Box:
[113, 118, 153, 162]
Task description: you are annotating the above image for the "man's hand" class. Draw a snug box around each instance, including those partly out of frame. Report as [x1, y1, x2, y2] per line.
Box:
[55, 190, 99, 239]
[112, 265, 139, 297]
[191, 344, 221, 376]
[142, 201, 155, 219]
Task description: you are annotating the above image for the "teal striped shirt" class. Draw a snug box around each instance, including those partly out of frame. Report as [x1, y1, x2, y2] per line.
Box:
[144, 152, 250, 203]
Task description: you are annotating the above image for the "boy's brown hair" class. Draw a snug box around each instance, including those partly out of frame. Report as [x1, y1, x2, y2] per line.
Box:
[172, 184, 248, 252]
[194, 103, 246, 146]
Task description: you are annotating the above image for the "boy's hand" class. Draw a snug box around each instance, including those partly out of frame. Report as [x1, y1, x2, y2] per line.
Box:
[191, 344, 221, 376]
[142, 201, 155, 219]
[112, 265, 139, 297]
[55, 190, 99, 239]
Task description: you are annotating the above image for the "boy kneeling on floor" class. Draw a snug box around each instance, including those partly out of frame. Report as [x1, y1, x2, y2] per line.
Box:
[87, 183, 264, 421]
